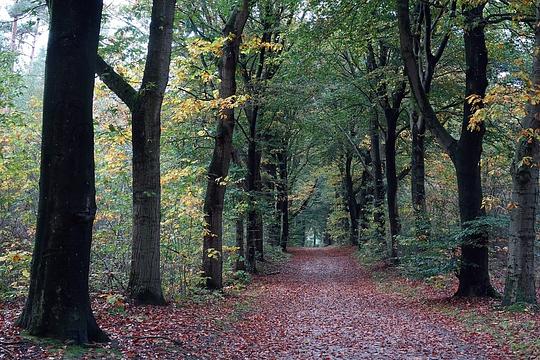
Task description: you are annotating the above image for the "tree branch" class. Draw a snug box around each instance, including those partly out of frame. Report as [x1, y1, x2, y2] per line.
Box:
[95, 55, 138, 111]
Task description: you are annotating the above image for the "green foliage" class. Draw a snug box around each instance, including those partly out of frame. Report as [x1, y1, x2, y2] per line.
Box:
[398, 215, 510, 279]
[0, 250, 31, 300]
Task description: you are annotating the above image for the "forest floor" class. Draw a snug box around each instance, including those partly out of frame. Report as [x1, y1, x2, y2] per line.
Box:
[1, 246, 538, 359]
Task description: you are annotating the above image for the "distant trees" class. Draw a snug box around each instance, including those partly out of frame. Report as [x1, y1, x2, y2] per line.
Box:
[17, 0, 108, 343]
[96, 0, 177, 304]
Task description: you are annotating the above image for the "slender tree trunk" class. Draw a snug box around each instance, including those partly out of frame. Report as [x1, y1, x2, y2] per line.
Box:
[29, 18, 40, 64]
[234, 217, 246, 272]
[343, 153, 359, 245]
[10, 16, 17, 52]
[265, 161, 281, 247]
[410, 109, 429, 238]
[203, 2, 250, 289]
[357, 170, 371, 242]
[255, 209, 264, 259]
[301, 221, 306, 247]
[370, 110, 385, 241]
[246, 138, 257, 272]
[277, 146, 289, 251]
[503, 4, 540, 306]
[246, 118, 263, 270]
[17, 0, 108, 344]
[384, 110, 401, 262]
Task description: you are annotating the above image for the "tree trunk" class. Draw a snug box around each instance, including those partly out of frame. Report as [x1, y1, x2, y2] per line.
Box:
[454, 3, 495, 297]
[203, 2, 250, 289]
[397, 0, 495, 296]
[301, 221, 306, 247]
[357, 169, 371, 242]
[10, 16, 17, 52]
[125, 0, 174, 304]
[384, 110, 401, 262]
[503, 5, 540, 306]
[234, 217, 246, 272]
[128, 0, 175, 305]
[277, 146, 289, 251]
[17, 0, 108, 344]
[95, 0, 176, 304]
[265, 160, 281, 247]
[410, 109, 429, 238]
[246, 113, 263, 271]
[370, 111, 385, 241]
[453, 151, 493, 296]
[343, 153, 359, 245]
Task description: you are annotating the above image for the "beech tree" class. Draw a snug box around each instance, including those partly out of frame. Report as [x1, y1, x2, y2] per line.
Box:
[203, 0, 250, 289]
[408, 0, 455, 238]
[397, 0, 497, 297]
[366, 43, 406, 261]
[503, 2, 539, 306]
[95, 0, 177, 304]
[16, 0, 108, 343]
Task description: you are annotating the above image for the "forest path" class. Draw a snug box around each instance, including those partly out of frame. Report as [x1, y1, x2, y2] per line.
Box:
[213, 246, 506, 360]
[0, 247, 510, 359]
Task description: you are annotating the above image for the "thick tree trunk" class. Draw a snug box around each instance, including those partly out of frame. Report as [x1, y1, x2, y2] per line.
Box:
[454, 151, 493, 296]
[95, 0, 176, 304]
[410, 109, 429, 238]
[384, 111, 401, 262]
[503, 6, 540, 306]
[397, 0, 494, 296]
[454, 3, 495, 297]
[370, 112, 385, 241]
[234, 217, 246, 272]
[127, 0, 176, 305]
[203, 2, 250, 289]
[17, 0, 108, 344]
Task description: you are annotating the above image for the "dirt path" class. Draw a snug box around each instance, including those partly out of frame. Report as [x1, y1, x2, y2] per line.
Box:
[1, 247, 512, 359]
[212, 247, 509, 360]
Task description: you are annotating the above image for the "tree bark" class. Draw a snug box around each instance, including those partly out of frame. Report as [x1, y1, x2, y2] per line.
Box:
[264, 160, 281, 247]
[203, 1, 250, 289]
[277, 144, 289, 251]
[128, 0, 175, 305]
[370, 111, 385, 241]
[245, 109, 263, 270]
[17, 0, 108, 343]
[503, 4, 540, 306]
[384, 109, 401, 262]
[453, 3, 495, 297]
[410, 109, 429, 238]
[366, 43, 405, 262]
[96, 0, 176, 304]
[343, 153, 359, 245]
[234, 217, 246, 272]
[397, 0, 496, 297]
